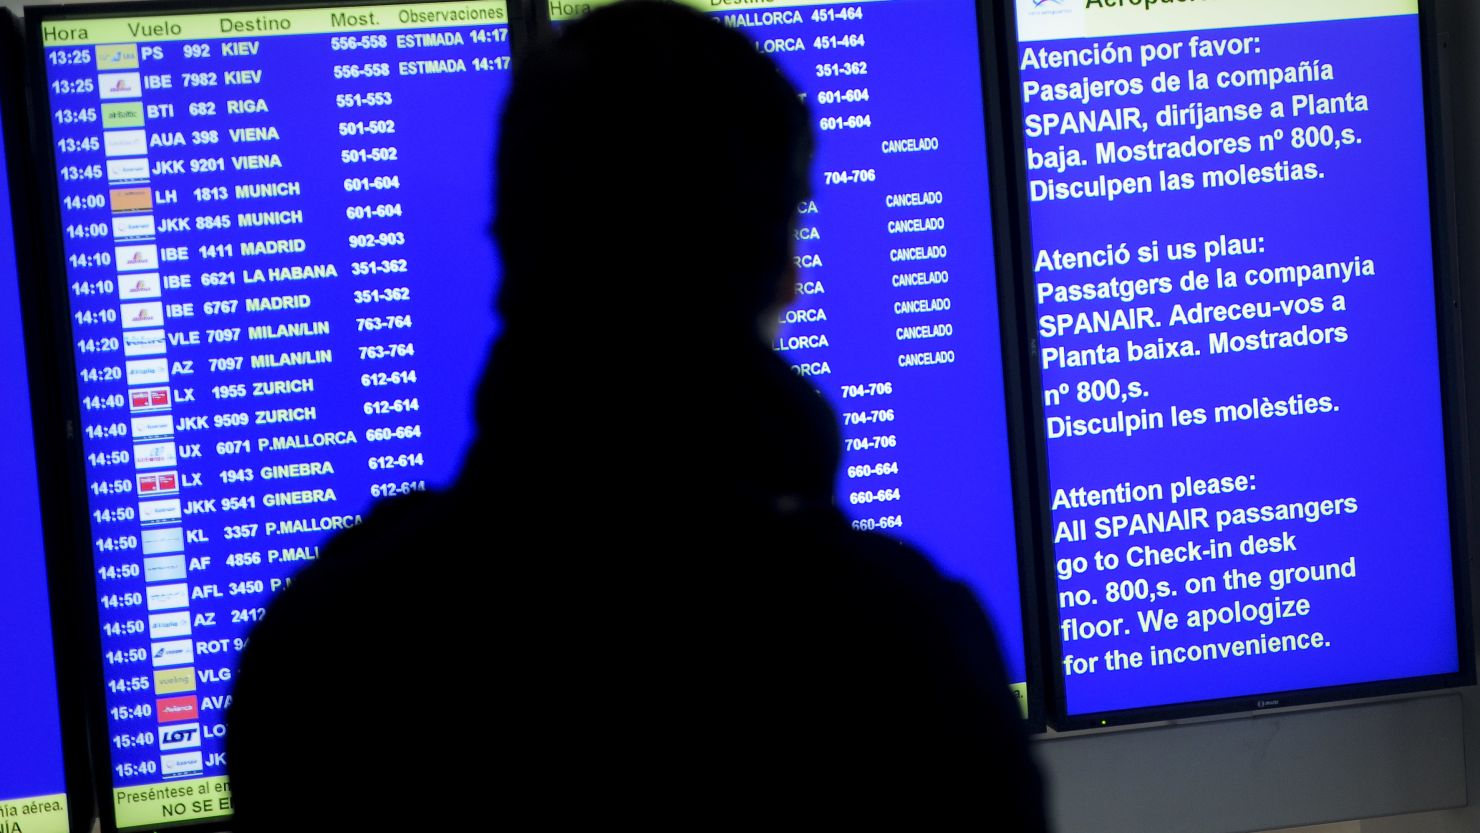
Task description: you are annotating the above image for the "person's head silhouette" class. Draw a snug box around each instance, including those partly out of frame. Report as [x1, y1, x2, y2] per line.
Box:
[493, 0, 812, 341]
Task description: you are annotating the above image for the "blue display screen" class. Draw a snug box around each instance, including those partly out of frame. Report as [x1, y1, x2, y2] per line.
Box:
[1014, 4, 1460, 718]
[652, 0, 1032, 699]
[0, 62, 72, 829]
[39, 2, 511, 821]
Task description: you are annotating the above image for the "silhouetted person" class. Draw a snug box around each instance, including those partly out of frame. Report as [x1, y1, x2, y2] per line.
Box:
[229, 3, 1048, 828]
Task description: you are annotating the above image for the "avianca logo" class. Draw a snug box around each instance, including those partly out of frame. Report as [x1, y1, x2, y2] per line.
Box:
[157, 695, 198, 723]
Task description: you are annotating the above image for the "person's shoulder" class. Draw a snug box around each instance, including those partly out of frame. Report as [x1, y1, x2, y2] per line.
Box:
[241, 489, 459, 650]
[287, 490, 451, 585]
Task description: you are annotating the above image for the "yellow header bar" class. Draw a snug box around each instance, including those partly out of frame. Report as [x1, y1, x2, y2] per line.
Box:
[549, 0, 886, 24]
[1015, 0, 1417, 43]
[41, 1, 507, 47]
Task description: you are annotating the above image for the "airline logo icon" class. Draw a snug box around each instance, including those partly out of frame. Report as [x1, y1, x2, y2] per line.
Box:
[146, 583, 189, 612]
[151, 639, 194, 668]
[123, 329, 167, 357]
[119, 273, 161, 300]
[148, 610, 191, 639]
[1016, 0, 1082, 40]
[161, 750, 203, 779]
[98, 72, 142, 100]
[137, 470, 179, 496]
[116, 244, 160, 272]
[113, 214, 156, 241]
[153, 667, 196, 695]
[96, 44, 140, 70]
[103, 129, 147, 157]
[126, 358, 169, 386]
[110, 187, 153, 213]
[159, 722, 201, 751]
[156, 695, 199, 723]
[102, 102, 146, 129]
[129, 386, 171, 413]
[144, 555, 187, 584]
[134, 441, 177, 470]
[121, 301, 164, 329]
[130, 414, 173, 441]
[142, 526, 184, 555]
[107, 157, 150, 185]
[139, 498, 182, 527]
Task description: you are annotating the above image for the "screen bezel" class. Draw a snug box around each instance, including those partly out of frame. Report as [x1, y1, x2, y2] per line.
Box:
[970, 0, 1048, 733]
[23, 1, 526, 829]
[995, 0, 1476, 731]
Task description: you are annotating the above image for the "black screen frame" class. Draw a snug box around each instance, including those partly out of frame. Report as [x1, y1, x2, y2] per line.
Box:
[970, 0, 1049, 733]
[995, 0, 1476, 731]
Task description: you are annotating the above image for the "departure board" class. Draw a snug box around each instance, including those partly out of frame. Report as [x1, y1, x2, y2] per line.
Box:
[550, 0, 1034, 708]
[1012, 0, 1462, 723]
[36, 2, 511, 826]
[0, 38, 73, 833]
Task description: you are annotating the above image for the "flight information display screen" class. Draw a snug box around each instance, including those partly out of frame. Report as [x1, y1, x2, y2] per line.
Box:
[0, 53, 73, 833]
[1013, 0, 1461, 722]
[550, 0, 1034, 710]
[36, 1, 510, 826]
